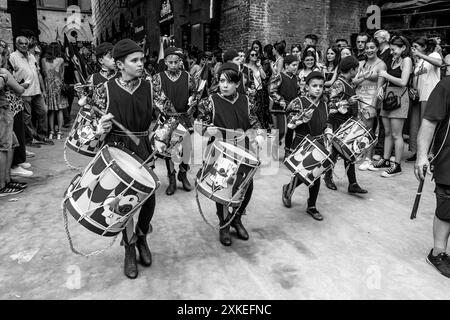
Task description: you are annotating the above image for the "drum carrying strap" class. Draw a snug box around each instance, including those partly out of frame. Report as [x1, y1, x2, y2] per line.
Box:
[111, 130, 149, 137]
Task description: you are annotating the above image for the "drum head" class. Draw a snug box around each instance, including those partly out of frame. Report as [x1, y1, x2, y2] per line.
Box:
[214, 141, 259, 166]
[108, 147, 155, 188]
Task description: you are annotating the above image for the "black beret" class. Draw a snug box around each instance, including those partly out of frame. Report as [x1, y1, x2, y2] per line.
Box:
[164, 47, 184, 58]
[217, 62, 239, 75]
[339, 56, 359, 72]
[223, 49, 239, 62]
[284, 54, 298, 66]
[112, 39, 143, 60]
[95, 42, 113, 58]
[305, 71, 325, 84]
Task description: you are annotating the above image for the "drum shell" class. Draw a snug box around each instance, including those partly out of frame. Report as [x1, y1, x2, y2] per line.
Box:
[284, 135, 333, 187]
[195, 141, 260, 207]
[66, 109, 106, 157]
[64, 145, 160, 236]
[331, 118, 376, 163]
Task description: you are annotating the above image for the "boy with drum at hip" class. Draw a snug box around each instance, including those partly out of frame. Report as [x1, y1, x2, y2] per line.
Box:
[152, 47, 197, 196]
[281, 71, 328, 221]
[86, 42, 118, 86]
[93, 39, 155, 279]
[269, 55, 300, 159]
[323, 56, 368, 194]
[195, 62, 265, 246]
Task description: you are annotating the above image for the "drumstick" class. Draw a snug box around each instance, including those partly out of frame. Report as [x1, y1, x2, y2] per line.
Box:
[91, 106, 140, 146]
[410, 165, 427, 220]
[341, 91, 373, 107]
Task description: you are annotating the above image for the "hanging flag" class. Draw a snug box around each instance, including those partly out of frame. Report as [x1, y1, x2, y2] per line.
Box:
[63, 33, 91, 83]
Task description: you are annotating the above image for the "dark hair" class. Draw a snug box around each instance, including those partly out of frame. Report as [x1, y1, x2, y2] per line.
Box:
[365, 37, 380, 48]
[325, 46, 340, 69]
[305, 34, 318, 42]
[340, 56, 359, 73]
[336, 38, 348, 44]
[44, 42, 61, 63]
[357, 32, 370, 40]
[413, 36, 437, 55]
[301, 49, 317, 70]
[390, 35, 411, 57]
[263, 44, 275, 61]
[306, 74, 325, 85]
[246, 48, 261, 63]
[273, 42, 286, 56]
[290, 44, 302, 54]
[251, 40, 263, 57]
[218, 68, 240, 84]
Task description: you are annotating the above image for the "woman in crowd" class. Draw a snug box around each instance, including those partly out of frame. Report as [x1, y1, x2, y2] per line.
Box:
[251, 40, 264, 58]
[407, 37, 443, 161]
[272, 42, 286, 74]
[352, 38, 386, 171]
[298, 48, 322, 96]
[245, 48, 267, 127]
[373, 35, 412, 177]
[41, 42, 68, 140]
[290, 44, 302, 60]
[324, 46, 340, 90]
[340, 47, 352, 59]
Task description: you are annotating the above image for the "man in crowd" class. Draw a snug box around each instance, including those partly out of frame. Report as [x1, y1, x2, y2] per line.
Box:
[355, 33, 369, 61]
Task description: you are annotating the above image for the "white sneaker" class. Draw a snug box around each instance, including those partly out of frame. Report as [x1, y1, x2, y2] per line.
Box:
[358, 159, 371, 171]
[18, 162, 31, 169]
[372, 154, 381, 161]
[26, 150, 36, 158]
[11, 166, 33, 177]
[390, 156, 396, 162]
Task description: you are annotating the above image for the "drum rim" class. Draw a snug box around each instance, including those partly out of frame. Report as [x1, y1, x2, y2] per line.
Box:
[214, 140, 259, 166]
[65, 140, 98, 157]
[102, 145, 160, 193]
[195, 180, 244, 207]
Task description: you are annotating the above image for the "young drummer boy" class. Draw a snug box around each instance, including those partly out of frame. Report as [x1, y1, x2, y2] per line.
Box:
[195, 62, 265, 246]
[281, 71, 328, 221]
[87, 42, 118, 86]
[323, 56, 367, 194]
[92, 39, 155, 279]
[268, 55, 300, 158]
[152, 47, 197, 196]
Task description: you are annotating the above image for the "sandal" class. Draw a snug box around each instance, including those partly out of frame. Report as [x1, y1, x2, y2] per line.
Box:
[7, 181, 28, 190]
[0, 186, 23, 197]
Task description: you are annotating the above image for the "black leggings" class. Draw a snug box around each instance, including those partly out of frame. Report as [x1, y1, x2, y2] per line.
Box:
[326, 148, 356, 185]
[122, 193, 156, 244]
[216, 180, 254, 217]
[293, 177, 321, 208]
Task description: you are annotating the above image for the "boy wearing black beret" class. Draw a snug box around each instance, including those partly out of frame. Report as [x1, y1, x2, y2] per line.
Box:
[195, 62, 265, 246]
[92, 38, 156, 279]
[87, 42, 118, 86]
[152, 47, 197, 196]
[281, 71, 329, 221]
[323, 56, 368, 194]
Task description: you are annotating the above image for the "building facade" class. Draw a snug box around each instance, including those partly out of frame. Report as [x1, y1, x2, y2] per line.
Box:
[37, 0, 93, 44]
[92, 0, 373, 54]
[0, 0, 13, 48]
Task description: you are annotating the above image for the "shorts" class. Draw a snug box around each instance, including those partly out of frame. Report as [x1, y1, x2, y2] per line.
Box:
[0, 106, 18, 151]
[435, 183, 450, 222]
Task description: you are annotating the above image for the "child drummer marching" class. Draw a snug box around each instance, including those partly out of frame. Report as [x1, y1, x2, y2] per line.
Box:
[323, 56, 367, 194]
[152, 47, 197, 196]
[92, 39, 156, 279]
[195, 62, 265, 246]
[86, 42, 119, 86]
[281, 71, 329, 221]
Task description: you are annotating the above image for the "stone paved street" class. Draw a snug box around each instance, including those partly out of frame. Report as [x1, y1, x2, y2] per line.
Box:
[0, 104, 448, 300]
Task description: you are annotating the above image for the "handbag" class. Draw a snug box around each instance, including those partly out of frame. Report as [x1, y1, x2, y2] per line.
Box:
[382, 81, 407, 112]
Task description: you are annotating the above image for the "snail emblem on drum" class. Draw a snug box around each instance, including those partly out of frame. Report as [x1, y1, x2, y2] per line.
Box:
[77, 124, 96, 144]
[101, 195, 140, 226]
[208, 158, 238, 191]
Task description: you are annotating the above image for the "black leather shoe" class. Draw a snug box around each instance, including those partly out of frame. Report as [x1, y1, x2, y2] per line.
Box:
[26, 142, 41, 148]
[348, 183, 368, 194]
[36, 137, 55, 145]
[177, 171, 192, 191]
[124, 244, 138, 279]
[136, 235, 152, 267]
[217, 211, 232, 246]
[230, 213, 249, 240]
[324, 175, 337, 190]
[219, 226, 232, 246]
[166, 172, 177, 195]
[282, 184, 292, 208]
[306, 207, 323, 221]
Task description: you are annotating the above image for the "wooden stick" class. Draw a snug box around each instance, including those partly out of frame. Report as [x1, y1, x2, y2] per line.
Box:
[410, 165, 427, 220]
[91, 106, 140, 146]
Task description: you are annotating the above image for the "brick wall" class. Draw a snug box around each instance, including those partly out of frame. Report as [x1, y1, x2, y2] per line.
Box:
[0, 0, 13, 48]
[218, 0, 250, 51]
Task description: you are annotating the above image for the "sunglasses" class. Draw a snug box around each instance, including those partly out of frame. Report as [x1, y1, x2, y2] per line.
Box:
[250, 53, 257, 57]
